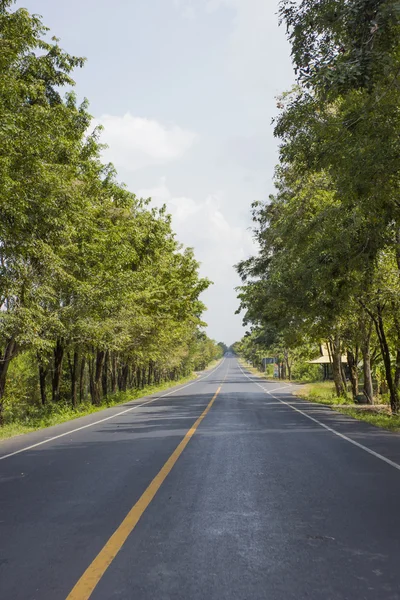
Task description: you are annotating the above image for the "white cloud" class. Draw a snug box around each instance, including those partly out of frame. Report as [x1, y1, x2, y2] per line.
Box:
[138, 180, 255, 269]
[93, 113, 198, 171]
[138, 180, 256, 344]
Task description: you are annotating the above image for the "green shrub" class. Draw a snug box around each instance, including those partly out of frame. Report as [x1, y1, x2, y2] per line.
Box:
[292, 362, 322, 382]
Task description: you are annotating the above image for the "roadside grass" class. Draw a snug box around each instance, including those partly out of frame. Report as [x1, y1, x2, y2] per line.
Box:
[295, 382, 400, 430]
[339, 407, 400, 432]
[0, 372, 198, 442]
[296, 381, 348, 406]
[239, 359, 400, 432]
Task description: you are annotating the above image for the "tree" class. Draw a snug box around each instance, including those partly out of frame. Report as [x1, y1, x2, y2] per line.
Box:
[236, 0, 400, 413]
[0, 2, 88, 420]
[0, 2, 218, 427]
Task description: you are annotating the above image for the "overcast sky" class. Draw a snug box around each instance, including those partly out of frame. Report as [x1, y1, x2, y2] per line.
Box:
[17, 0, 295, 345]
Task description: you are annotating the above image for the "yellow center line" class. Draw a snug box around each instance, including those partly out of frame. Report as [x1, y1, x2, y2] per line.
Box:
[66, 377, 226, 600]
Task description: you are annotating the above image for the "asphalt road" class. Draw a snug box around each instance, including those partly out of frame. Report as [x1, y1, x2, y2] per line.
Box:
[1, 357, 400, 599]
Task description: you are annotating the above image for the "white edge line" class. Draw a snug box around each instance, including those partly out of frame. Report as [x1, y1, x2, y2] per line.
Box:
[238, 364, 400, 473]
[0, 358, 226, 462]
[262, 385, 294, 394]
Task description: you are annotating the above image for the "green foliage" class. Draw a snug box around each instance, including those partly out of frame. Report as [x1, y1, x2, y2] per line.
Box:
[297, 382, 347, 406]
[0, 371, 198, 441]
[0, 2, 225, 431]
[279, 0, 400, 94]
[237, 0, 400, 414]
[3, 352, 40, 420]
[291, 362, 322, 383]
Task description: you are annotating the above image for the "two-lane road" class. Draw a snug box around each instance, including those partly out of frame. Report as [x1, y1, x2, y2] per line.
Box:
[1, 357, 400, 599]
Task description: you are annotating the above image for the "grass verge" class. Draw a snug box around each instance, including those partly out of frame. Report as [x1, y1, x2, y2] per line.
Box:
[296, 382, 400, 432]
[0, 372, 198, 442]
[339, 408, 400, 432]
[296, 382, 348, 406]
[239, 359, 400, 432]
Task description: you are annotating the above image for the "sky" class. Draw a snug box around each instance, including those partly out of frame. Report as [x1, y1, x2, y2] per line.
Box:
[16, 0, 295, 345]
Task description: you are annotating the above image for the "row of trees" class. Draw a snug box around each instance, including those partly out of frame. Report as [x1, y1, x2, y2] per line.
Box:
[0, 1, 222, 424]
[236, 0, 400, 412]
[232, 334, 319, 383]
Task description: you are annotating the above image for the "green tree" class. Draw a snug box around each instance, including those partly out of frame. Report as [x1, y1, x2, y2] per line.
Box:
[0, 1, 88, 420]
[0, 1, 218, 429]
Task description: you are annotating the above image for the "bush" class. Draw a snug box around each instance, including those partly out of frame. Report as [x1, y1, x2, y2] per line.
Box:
[292, 362, 322, 382]
[3, 352, 41, 424]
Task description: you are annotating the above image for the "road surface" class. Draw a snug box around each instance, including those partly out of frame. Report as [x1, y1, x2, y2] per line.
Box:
[1, 357, 400, 599]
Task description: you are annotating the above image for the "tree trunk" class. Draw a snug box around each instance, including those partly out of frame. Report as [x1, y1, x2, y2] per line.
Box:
[0, 337, 18, 423]
[362, 351, 374, 404]
[330, 335, 346, 397]
[88, 357, 95, 403]
[391, 297, 400, 394]
[141, 367, 146, 387]
[130, 367, 136, 388]
[281, 362, 286, 380]
[68, 350, 79, 407]
[395, 350, 400, 390]
[102, 350, 109, 398]
[284, 351, 292, 381]
[341, 363, 347, 391]
[38, 358, 48, 406]
[91, 350, 105, 405]
[111, 353, 117, 393]
[79, 356, 86, 403]
[392, 231, 400, 408]
[277, 361, 282, 380]
[148, 361, 153, 386]
[374, 303, 399, 413]
[52, 339, 64, 404]
[135, 366, 140, 390]
[361, 321, 374, 404]
[119, 364, 129, 392]
[346, 348, 359, 401]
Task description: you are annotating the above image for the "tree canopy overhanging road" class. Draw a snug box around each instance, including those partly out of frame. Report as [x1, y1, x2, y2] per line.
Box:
[236, 1, 400, 416]
[0, 1, 224, 433]
[1, 357, 400, 600]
